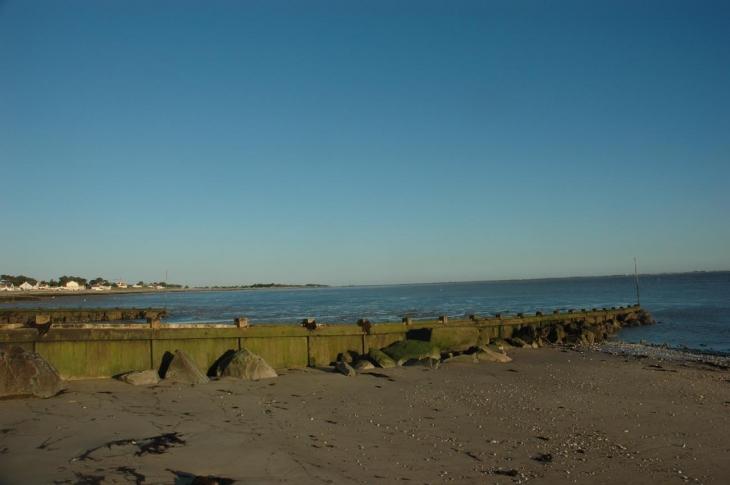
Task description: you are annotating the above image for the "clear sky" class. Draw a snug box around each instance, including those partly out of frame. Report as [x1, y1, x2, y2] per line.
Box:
[1, 0, 729, 286]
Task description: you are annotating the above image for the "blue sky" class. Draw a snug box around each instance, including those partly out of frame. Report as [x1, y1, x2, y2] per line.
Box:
[1, 0, 729, 286]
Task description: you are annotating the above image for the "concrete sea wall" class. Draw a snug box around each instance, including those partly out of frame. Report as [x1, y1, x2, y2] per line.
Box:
[0, 306, 644, 380]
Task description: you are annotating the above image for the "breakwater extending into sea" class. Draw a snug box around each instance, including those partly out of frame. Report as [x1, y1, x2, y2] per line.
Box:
[1, 272, 728, 353]
[0, 306, 649, 380]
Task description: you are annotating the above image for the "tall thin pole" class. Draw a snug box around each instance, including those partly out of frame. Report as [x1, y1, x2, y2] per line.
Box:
[633, 257, 641, 307]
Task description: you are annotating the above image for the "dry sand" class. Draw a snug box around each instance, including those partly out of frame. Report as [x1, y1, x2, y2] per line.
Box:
[1, 347, 729, 484]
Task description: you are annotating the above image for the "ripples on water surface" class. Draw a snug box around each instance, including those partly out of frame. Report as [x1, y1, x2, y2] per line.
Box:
[3, 272, 729, 353]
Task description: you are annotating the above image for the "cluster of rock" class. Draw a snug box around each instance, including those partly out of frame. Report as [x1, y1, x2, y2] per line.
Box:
[330, 309, 655, 376]
[617, 309, 656, 327]
[119, 348, 279, 386]
[0, 345, 282, 398]
[332, 338, 513, 376]
[504, 308, 656, 348]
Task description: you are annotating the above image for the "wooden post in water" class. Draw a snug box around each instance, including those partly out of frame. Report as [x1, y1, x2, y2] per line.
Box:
[634, 257, 641, 307]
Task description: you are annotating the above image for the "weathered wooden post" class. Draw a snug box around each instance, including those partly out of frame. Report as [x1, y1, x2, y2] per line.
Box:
[402, 317, 413, 325]
[438, 315, 448, 324]
[234, 317, 249, 328]
[301, 318, 318, 330]
[357, 318, 372, 334]
[147, 316, 161, 329]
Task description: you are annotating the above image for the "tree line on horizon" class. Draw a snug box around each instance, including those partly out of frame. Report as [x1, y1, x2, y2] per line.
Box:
[0, 274, 328, 290]
[0, 274, 184, 289]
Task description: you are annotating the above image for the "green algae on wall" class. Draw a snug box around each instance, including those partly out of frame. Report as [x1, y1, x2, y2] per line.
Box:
[151, 338, 239, 376]
[241, 336, 308, 369]
[36, 340, 151, 379]
[0, 306, 644, 379]
[308, 335, 364, 367]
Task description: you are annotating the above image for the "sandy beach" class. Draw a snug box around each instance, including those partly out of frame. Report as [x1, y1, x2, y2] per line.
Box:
[1, 346, 729, 484]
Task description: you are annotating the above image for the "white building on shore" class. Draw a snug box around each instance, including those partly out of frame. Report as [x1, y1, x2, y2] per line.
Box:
[64, 281, 81, 291]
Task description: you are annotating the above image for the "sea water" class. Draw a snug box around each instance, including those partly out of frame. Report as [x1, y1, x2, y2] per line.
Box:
[3, 272, 729, 353]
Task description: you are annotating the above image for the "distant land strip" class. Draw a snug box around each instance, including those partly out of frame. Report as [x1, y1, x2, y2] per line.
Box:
[0, 283, 330, 303]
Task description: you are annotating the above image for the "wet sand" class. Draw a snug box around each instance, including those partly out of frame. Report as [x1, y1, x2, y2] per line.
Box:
[1, 347, 729, 484]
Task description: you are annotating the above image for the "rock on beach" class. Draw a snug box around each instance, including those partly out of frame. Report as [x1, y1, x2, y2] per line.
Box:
[335, 361, 356, 376]
[381, 340, 441, 366]
[161, 350, 210, 385]
[216, 349, 278, 381]
[0, 346, 65, 398]
[354, 359, 375, 371]
[119, 369, 160, 386]
[476, 346, 512, 363]
[368, 349, 396, 369]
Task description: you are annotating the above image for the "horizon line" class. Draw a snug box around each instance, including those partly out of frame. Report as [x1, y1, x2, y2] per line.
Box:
[3, 269, 727, 290]
[189, 269, 728, 289]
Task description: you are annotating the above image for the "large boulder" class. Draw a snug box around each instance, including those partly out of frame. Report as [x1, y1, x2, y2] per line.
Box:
[216, 349, 277, 381]
[368, 349, 396, 369]
[514, 325, 540, 344]
[619, 312, 638, 326]
[0, 346, 65, 398]
[637, 310, 656, 325]
[335, 361, 356, 376]
[354, 359, 375, 371]
[476, 346, 512, 363]
[608, 319, 622, 332]
[336, 351, 357, 364]
[619, 310, 655, 327]
[547, 324, 566, 344]
[161, 350, 209, 385]
[581, 329, 596, 346]
[592, 324, 608, 343]
[507, 337, 530, 348]
[382, 340, 440, 366]
[566, 328, 597, 346]
[119, 369, 160, 386]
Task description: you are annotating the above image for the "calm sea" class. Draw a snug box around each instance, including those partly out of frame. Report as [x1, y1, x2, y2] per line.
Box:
[3, 272, 729, 353]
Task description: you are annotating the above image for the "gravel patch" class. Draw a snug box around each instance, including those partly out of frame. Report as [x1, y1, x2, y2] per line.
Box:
[598, 341, 730, 368]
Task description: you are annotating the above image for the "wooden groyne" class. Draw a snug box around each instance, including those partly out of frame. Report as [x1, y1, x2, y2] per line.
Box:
[0, 306, 652, 380]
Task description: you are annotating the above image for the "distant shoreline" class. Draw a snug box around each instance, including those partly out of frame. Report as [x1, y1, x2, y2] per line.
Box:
[0, 285, 330, 303]
[1, 270, 727, 303]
